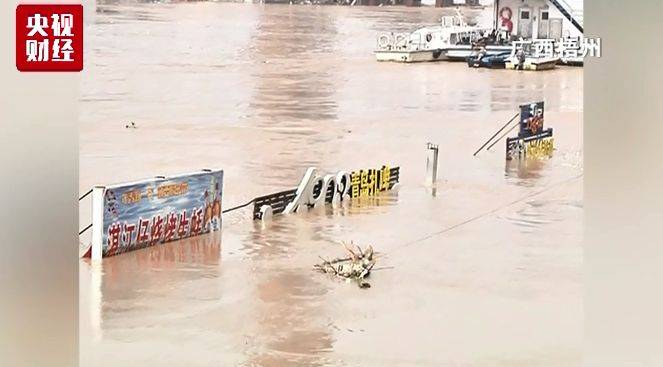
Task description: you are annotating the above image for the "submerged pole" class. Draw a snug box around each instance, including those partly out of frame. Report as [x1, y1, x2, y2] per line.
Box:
[486, 122, 520, 151]
[426, 142, 439, 185]
[473, 112, 519, 156]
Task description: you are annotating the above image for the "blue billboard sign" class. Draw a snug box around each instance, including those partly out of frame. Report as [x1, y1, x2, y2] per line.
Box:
[91, 170, 223, 258]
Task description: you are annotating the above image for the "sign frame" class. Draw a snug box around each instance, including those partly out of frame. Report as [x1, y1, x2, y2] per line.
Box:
[506, 101, 554, 160]
[90, 169, 223, 260]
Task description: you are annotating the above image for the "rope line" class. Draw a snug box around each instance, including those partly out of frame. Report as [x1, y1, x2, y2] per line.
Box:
[79, 189, 93, 201]
[222, 199, 255, 214]
[79, 223, 92, 235]
[394, 173, 583, 252]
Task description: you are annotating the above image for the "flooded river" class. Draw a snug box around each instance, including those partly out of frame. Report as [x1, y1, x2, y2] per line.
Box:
[80, 2, 583, 366]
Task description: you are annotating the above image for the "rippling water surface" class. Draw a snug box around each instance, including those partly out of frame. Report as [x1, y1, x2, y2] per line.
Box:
[80, 3, 583, 366]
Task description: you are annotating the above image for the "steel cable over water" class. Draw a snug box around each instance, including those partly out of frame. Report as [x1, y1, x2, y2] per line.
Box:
[392, 173, 583, 253]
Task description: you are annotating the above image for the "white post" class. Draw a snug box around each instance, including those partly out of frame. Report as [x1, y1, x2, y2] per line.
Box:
[90, 186, 105, 261]
[426, 142, 439, 185]
[259, 205, 273, 221]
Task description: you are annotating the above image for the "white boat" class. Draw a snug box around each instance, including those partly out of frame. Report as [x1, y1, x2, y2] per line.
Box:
[374, 15, 501, 63]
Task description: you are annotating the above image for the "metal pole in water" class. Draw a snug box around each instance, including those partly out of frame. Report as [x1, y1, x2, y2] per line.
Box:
[426, 142, 439, 185]
[472, 112, 519, 157]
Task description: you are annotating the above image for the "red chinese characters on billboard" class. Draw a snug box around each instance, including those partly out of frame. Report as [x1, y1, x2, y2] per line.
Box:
[90, 170, 224, 259]
[15, 4, 83, 72]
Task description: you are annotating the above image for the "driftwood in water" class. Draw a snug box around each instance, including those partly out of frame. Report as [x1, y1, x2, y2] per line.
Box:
[314, 242, 376, 288]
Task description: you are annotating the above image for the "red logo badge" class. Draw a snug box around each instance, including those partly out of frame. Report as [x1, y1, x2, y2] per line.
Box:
[16, 4, 83, 72]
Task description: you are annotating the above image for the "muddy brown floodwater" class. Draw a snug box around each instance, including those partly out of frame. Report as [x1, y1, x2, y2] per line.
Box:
[79, 2, 583, 366]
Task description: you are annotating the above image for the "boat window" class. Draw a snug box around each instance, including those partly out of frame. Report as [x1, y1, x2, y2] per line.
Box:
[542, 11, 549, 20]
[521, 10, 530, 20]
[450, 34, 458, 44]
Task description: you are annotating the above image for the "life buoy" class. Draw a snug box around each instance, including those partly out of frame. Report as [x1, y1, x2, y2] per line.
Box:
[499, 7, 513, 33]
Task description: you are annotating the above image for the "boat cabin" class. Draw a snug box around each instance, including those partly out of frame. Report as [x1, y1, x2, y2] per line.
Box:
[493, 0, 583, 40]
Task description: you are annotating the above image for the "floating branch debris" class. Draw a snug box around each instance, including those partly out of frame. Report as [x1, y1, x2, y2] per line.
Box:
[314, 242, 377, 288]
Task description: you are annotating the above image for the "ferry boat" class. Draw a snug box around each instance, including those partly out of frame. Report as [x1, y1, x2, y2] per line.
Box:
[374, 15, 511, 63]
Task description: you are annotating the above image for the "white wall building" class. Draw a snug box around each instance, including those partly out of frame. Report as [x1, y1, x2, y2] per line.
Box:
[493, 0, 583, 39]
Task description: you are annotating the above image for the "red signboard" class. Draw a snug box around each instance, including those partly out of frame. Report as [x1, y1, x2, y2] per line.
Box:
[16, 4, 83, 72]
